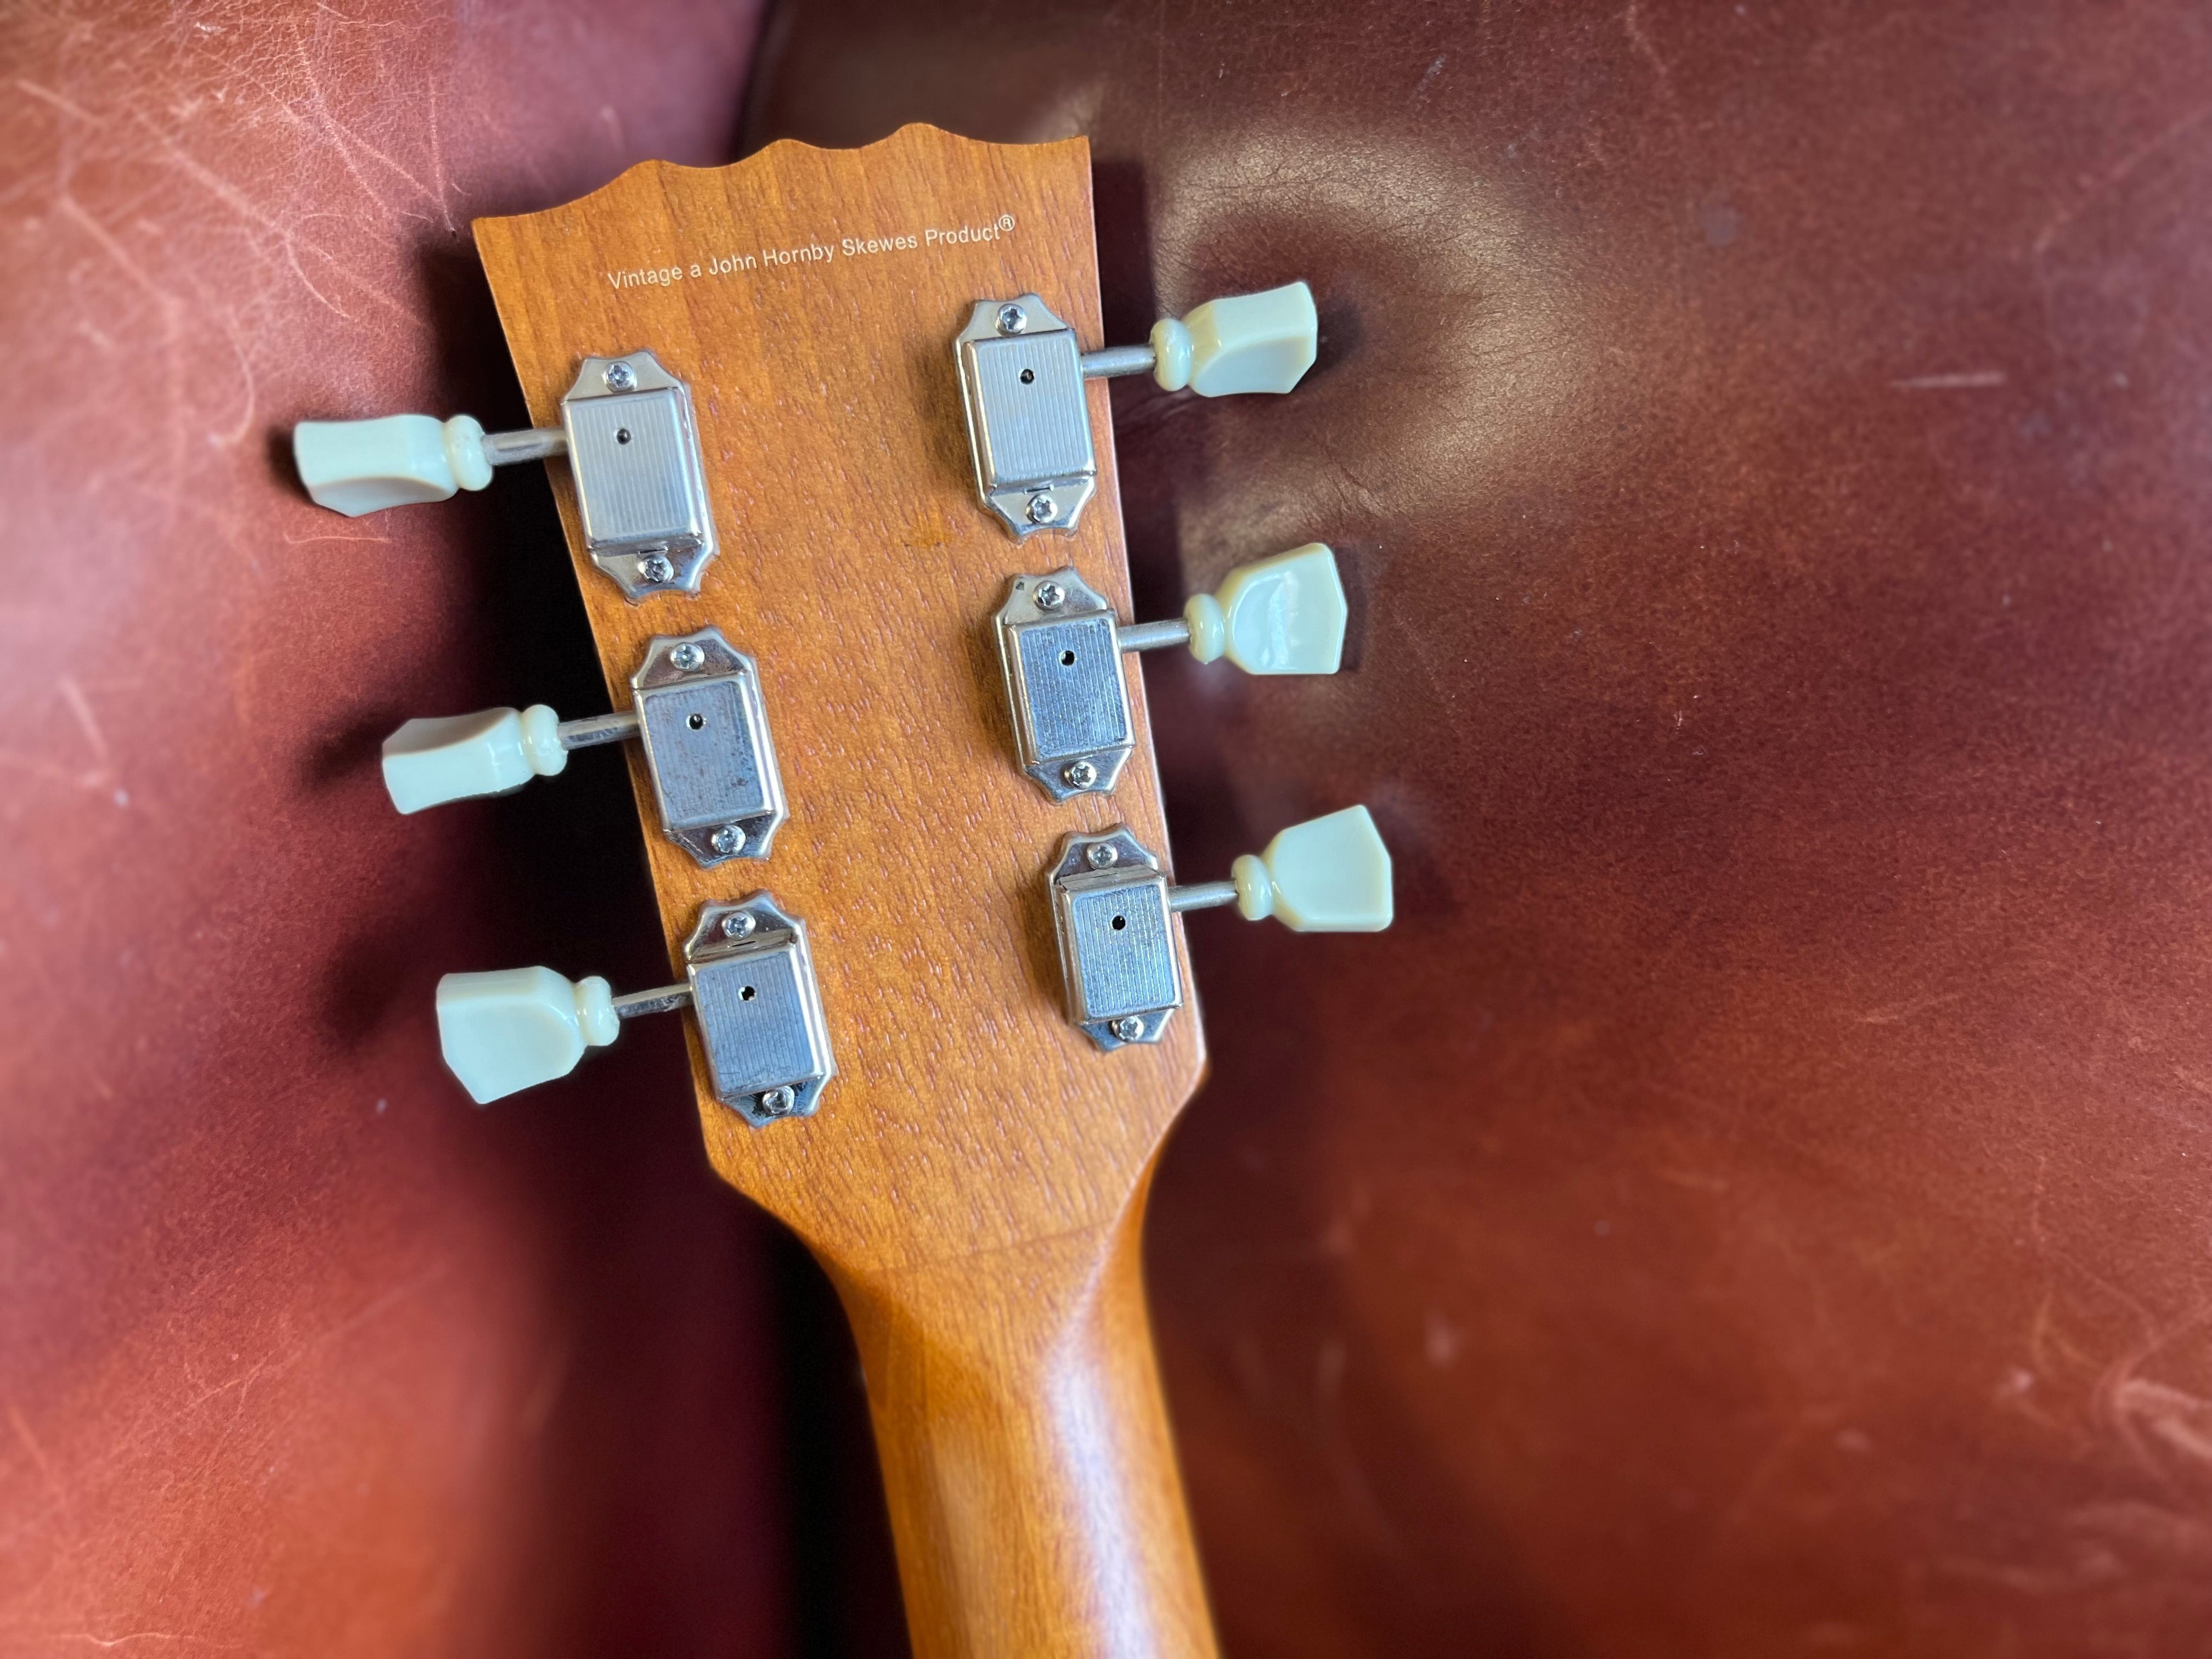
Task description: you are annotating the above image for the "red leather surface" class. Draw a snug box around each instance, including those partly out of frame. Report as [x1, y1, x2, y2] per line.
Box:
[746, 4, 2212, 1655]
[0, 5, 790, 1655]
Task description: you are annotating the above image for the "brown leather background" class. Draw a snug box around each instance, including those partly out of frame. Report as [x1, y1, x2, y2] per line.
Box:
[0, 5, 830, 1656]
[743, 4, 2212, 1656]
[10, 1, 2212, 1656]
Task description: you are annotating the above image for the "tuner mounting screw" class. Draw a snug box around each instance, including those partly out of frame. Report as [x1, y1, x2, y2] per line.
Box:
[1111, 1016, 1145, 1042]
[758, 1085, 797, 1117]
[720, 911, 756, 940]
[1062, 759, 1098, 789]
[670, 642, 706, 672]
[603, 362, 637, 392]
[1026, 494, 1059, 525]
[1086, 842, 1119, 868]
[638, 552, 675, 585]
[1034, 580, 1065, 610]
[996, 303, 1028, 334]
[709, 825, 742, 856]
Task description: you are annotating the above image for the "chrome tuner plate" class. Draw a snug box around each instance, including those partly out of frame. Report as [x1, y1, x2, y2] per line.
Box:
[1046, 827, 1183, 1051]
[954, 295, 1099, 539]
[631, 628, 787, 867]
[561, 350, 718, 602]
[682, 896, 835, 1125]
[994, 568, 1135, 800]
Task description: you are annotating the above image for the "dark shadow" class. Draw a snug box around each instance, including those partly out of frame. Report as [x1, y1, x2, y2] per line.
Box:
[264, 424, 313, 505]
[1092, 159, 1157, 353]
[300, 704, 405, 791]
[1333, 537, 1372, 674]
[1311, 287, 1362, 383]
[320, 915, 426, 1052]
[773, 1230, 914, 1659]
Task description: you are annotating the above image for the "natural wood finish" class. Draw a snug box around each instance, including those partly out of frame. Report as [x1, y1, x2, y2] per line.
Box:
[474, 127, 1215, 1658]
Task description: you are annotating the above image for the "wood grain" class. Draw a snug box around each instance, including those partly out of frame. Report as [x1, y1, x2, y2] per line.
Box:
[474, 126, 1216, 1659]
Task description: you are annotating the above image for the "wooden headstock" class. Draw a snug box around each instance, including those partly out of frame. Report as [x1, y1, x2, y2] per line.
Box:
[473, 127, 1215, 1658]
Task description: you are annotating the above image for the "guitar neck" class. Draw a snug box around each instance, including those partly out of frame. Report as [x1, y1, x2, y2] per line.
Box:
[831, 1183, 1214, 1658]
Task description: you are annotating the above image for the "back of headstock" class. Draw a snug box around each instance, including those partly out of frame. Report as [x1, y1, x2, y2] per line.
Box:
[294, 125, 1389, 1659]
[469, 129, 1203, 1284]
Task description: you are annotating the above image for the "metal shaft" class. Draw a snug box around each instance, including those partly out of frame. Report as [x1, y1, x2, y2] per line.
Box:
[482, 426, 568, 466]
[1168, 879, 1239, 913]
[1118, 617, 1193, 654]
[1079, 344, 1158, 380]
[612, 983, 691, 1020]
[556, 710, 641, 750]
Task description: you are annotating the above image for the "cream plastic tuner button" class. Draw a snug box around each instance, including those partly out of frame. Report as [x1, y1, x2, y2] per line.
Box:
[437, 967, 622, 1104]
[294, 414, 492, 515]
[1176, 805, 1393, 932]
[1119, 543, 1347, 674]
[293, 413, 567, 516]
[1075, 280, 1319, 397]
[382, 705, 577, 814]
[1148, 281, 1318, 396]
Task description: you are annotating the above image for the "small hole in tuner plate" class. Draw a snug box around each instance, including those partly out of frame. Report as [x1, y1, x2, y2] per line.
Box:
[1020, 368, 1036, 385]
[740, 985, 757, 1001]
[1111, 915, 1127, 931]
[1060, 650, 1076, 667]
[687, 713, 705, 730]
[616, 428, 632, 444]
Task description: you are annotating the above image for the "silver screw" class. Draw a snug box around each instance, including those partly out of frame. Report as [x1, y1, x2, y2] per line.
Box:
[1086, 842, 1119, 868]
[1027, 494, 1059, 526]
[1062, 759, 1098, 789]
[639, 552, 674, 585]
[720, 911, 756, 940]
[604, 362, 637, 391]
[997, 303, 1028, 334]
[1034, 579, 1065, 610]
[709, 824, 742, 856]
[670, 641, 706, 672]
[1111, 1015, 1145, 1042]
[758, 1085, 797, 1117]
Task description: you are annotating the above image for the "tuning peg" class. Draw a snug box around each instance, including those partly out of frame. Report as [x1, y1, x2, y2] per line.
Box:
[1117, 543, 1347, 674]
[956, 284, 1319, 538]
[380, 629, 786, 866]
[1080, 281, 1319, 397]
[1047, 808, 1392, 1049]
[1172, 806, 1394, 932]
[437, 965, 627, 1104]
[436, 897, 833, 1123]
[294, 352, 718, 602]
[382, 703, 616, 811]
[293, 413, 563, 516]
[996, 548, 1347, 800]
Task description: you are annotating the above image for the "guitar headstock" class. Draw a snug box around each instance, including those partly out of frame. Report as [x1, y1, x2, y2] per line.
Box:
[467, 125, 1200, 1271]
[300, 123, 1386, 1279]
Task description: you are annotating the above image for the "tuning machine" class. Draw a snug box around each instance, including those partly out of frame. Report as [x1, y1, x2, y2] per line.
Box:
[381, 627, 785, 867]
[954, 283, 1318, 539]
[1047, 808, 1393, 1050]
[995, 544, 1347, 800]
[292, 350, 717, 601]
[436, 895, 834, 1125]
